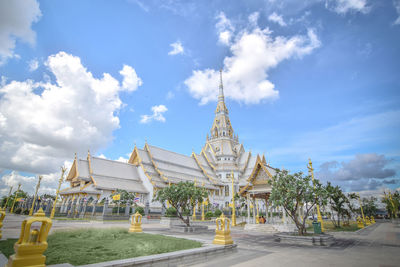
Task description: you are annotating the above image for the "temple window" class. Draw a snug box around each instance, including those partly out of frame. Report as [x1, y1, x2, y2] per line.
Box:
[225, 185, 229, 196]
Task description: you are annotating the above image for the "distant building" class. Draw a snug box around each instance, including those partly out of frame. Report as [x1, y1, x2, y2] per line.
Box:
[60, 71, 277, 211]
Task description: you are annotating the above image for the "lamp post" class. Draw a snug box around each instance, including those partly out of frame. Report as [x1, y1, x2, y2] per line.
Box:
[29, 175, 43, 216]
[3, 186, 13, 209]
[10, 184, 21, 213]
[307, 159, 325, 232]
[231, 171, 236, 226]
[50, 167, 66, 219]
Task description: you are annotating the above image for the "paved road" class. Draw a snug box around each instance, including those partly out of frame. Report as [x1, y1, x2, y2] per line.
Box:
[1, 214, 399, 266]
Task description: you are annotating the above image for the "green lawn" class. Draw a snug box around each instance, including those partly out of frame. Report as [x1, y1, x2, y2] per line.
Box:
[306, 220, 360, 233]
[0, 228, 202, 265]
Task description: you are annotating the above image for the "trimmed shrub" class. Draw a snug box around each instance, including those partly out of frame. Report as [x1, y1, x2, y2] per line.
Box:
[205, 211, 213, 219]
[22, 209, 29, 215]
[165, 207, 177, 217]
[135, 206, 145, 216]
[214, 209, 222, 217]
[14, 208, 22, 214]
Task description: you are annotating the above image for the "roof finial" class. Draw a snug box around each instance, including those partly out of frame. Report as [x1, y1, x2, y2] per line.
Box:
[74, 152, 77, 160]
[87, 149, 91, 160]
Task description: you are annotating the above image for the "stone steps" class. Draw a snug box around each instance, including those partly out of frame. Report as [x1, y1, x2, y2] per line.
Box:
[244, 224, 278, 233]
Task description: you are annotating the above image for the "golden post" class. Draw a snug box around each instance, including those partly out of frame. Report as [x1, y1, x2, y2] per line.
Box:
[29, 176, 43, 216]
[256, 201, 260, 224]
[5, 208, 52, 267]
[4, 186, 13, 209]
[50, 167, 66, 219]
[230, 171, 237, 226]
[201, 182, 205, 221]
[307, 159, 325, 232]
[192, 178, 197, 221]
[10, 184, 21, 214]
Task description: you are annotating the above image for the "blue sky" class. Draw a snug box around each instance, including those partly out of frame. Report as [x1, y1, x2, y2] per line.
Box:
[0, 0, 399, 196]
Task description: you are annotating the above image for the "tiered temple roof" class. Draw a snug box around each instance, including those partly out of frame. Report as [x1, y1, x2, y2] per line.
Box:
[62, 71, 277, 198]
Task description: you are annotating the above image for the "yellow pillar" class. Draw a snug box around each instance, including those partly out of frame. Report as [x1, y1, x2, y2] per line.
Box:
[10, 184, 21, 214]
[0, 208, 5, 239]
[358, 194, 366, 225]
[212, 214, 234, 245]
[308, 159, 325, 232]
[50, 167, 66, 219]
[256, 201, 259, 224]
[29, 176, 43, 216]
[192, 179, 197, 221]
[231, 171, 236, 226]
[5, 208, 52, 267]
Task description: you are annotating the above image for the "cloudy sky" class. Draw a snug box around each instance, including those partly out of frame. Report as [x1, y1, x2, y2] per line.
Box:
[0, 0, 399, 197]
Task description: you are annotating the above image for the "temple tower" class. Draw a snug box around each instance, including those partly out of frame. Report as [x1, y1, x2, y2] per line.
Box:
[206, 70, 242, 183]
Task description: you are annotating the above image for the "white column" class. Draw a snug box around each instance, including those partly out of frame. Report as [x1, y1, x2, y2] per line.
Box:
[282, 207, 287, 224]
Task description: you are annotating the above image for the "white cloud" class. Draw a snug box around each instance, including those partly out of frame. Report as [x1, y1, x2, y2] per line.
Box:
[0, 51, 142, 175]
[394, 0, 400, 25]
[28, 58, 39, 72]
[140, 105, 168, 124]
[0, 0, 42, 65]
[268, 12, 287, 27]
[186, 14, 320, 105]
[120, 64, 142, 91]
[168, 41, 184, 55]
[215, 12, 235, 46]
[327, 0, 370, 14]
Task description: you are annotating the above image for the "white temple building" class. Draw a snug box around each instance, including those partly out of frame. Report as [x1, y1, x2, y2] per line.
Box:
[60, 72, 278, 213]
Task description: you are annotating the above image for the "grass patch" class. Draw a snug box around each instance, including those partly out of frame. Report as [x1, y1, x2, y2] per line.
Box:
[306, 220, 360, 233]
[0, 228, 202, 265]
[0, 238, 16, 258]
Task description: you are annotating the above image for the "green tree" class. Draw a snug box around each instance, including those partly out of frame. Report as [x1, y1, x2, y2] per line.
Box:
[155, 181, 208, 226]
[382, 191, 399, 218]
[362, 196, 378, 217]
[111, 189, 137, 204]
[325, 182, 348, 228]
[2, 190, 28, 209]
[269, 170, 326, 235]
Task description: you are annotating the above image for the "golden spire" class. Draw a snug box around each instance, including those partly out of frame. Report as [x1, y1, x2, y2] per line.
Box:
[218, 69, 224, 102]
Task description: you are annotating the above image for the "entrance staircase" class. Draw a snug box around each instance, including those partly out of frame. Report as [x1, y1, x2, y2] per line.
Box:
[244, 224, 278, 233]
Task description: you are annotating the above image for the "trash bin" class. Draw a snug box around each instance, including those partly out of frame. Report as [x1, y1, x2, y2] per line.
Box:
[312, 221, 322, 234]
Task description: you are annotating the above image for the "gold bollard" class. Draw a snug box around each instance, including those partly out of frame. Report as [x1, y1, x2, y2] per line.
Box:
[356, 216, 364, 229]
[6, 208, 52, 267]
[370, 216, 376, 224]
[129, 211, 143, 233]
[365, 216, 371, 226]
[212, 214, 234, 245]
[0, 207, 5, 239]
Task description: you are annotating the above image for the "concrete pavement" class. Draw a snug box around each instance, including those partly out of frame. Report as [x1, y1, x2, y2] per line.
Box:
[1, 214, 399, 266]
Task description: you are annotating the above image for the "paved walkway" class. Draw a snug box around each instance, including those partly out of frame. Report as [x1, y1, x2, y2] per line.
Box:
[1, 215, 399, 266]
